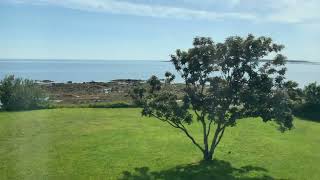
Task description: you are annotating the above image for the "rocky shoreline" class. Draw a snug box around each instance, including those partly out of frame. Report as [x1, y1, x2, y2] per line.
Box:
[38, 79, 145, 105]
[38, 78, 184, 105]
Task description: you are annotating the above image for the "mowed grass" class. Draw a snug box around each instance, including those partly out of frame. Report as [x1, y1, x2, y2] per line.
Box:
[0, 108, 319, 180]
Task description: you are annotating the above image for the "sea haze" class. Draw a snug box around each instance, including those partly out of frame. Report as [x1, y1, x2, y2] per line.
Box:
[0, 59, 319, 87]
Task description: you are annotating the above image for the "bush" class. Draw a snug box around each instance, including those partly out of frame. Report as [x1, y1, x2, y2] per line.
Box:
[48, 101, 137, 109]
[304, 82, 320, 106]
[88, 102, 136, 108]
[293, 103, 320, 121]
[0, 75, 48, 111]
[129, 86, 146, 106]
[292, 82, 320, 121]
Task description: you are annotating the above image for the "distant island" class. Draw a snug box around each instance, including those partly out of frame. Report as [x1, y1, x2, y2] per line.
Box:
[261, 59, 319, 64]
[162, 59, 319, 64]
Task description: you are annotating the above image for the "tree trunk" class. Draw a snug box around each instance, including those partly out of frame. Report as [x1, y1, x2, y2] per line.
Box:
[203, 150, 213, 161]
[202, 125, 226, 161]
[203, 134, 214, 161]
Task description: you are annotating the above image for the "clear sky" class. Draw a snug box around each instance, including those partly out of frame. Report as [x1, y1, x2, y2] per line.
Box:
[1, 0, 319, 61]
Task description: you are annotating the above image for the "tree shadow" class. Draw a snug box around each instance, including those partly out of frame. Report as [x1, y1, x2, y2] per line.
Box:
[119, 160, 283, 180]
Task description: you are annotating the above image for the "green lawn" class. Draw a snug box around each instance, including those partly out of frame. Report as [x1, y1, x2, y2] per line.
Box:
[0, 108, 319, 180]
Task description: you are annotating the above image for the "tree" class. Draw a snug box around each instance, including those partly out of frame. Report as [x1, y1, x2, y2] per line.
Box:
[140, 34, 293, 161]
[130, 86, 146, 106]
[147, 75, 161, 93]
[0, 75, 47, 111]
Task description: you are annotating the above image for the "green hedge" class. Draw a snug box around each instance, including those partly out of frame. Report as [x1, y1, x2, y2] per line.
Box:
[48, 101, 137, 109]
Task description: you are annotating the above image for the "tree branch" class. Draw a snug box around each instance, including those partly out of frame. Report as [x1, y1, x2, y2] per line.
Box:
[179, 124, 205, 152]
[193, 109, 201, 119]
[206, 119, 214, 137]
[151, 113, 204, 153]
[214, 125, 226, 148]
[199, 115, 209, 152]
[150, 113, 179, 129]
[209, 123, 221, 154]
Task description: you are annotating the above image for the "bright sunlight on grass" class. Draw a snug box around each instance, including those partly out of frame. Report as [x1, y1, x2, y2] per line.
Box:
[0, 108, 319, 179]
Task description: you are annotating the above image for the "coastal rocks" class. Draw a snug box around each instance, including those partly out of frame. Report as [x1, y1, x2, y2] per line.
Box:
[40, 79, 142, 104]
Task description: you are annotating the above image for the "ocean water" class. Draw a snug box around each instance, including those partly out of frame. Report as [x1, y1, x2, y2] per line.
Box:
[0, 59, 319, 87]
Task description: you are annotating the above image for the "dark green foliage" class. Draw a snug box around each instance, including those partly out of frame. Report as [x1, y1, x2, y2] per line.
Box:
[294, 103, 320, 122]
[164, 71, 175, 84]
[141, 34, 293, 161]
[303, 82, 320, 120]
[88, 102, 135, 108]
[283, 81, 304, 106]
[293, 82, 320, 121]
[304, 82, 320, 106]
[130, 86, 146, 106]
[48, 101, 136, 109]
[147, 75, 161, 93]
[0, 75, 47, 111]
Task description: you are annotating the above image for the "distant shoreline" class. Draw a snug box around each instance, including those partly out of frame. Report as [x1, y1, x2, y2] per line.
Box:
[162, 59, 320, 64]
[35, 79, 147, 85]
[0, 58, 319, 64]
[261, 59, 320, 64]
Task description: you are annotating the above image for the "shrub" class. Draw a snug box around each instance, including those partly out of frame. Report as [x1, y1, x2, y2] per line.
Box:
[293, 103, 320, 121]
[48, 101, 136, 109]
[304, 82, 320, 106]
[88, 102, 135, 108]
[0, 75, 47, 111]
[129, 86, 146, 106]
[292, 82, 320, 121]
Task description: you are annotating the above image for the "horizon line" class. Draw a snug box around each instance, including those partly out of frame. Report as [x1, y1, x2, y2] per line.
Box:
[0, 58, 319, 63]
[0, 58, 168, 61]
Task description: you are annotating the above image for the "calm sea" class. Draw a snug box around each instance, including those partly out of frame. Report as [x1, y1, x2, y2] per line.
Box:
[0, 59, 319, 87]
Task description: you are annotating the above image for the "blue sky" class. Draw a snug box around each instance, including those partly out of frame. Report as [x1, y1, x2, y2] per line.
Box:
[0, 0, 319, 61]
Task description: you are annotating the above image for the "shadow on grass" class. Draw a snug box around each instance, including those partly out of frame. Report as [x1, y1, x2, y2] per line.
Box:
[119, 160, 282, 180]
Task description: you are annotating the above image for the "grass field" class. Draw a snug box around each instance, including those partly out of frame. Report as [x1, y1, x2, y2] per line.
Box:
[0, 108, 319, 180]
